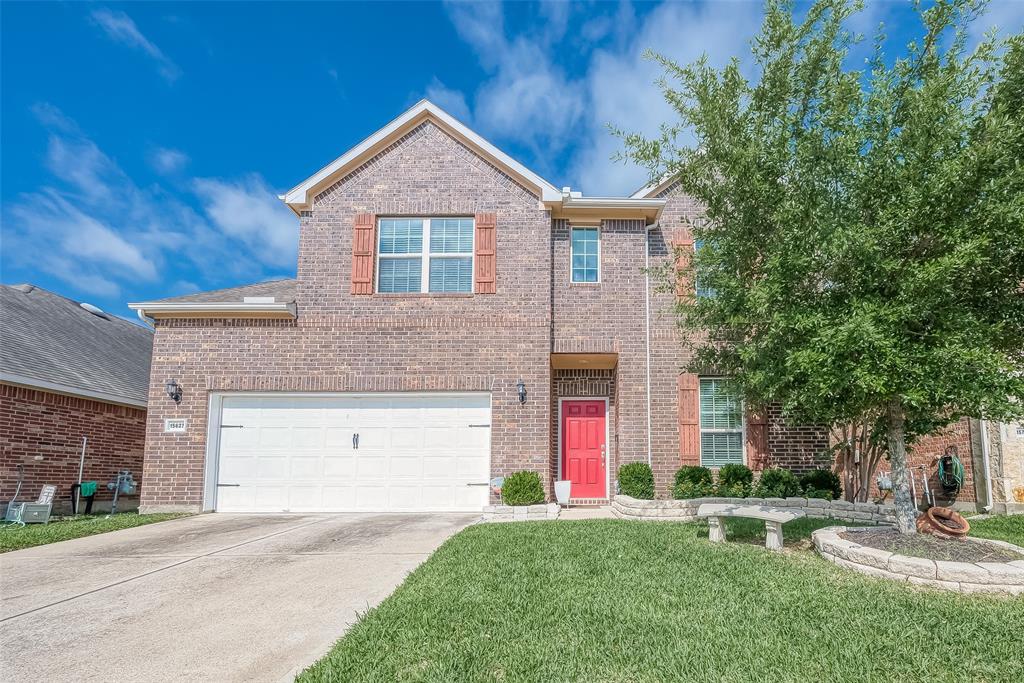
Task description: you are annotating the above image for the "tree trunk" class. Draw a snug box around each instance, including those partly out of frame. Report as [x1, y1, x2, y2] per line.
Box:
[886, 401, 918, 534]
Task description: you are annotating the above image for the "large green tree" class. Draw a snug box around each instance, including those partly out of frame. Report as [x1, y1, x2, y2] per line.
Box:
[622, 0, 1024, 533]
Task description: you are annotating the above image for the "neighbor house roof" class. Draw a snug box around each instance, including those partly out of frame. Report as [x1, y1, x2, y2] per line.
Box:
[128, 278, 298, 321]
[0, 284, 154, 407]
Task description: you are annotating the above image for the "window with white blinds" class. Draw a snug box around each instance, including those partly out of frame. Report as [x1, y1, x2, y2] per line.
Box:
[699, 378, 744, 466]
[377, 217, 474, 293]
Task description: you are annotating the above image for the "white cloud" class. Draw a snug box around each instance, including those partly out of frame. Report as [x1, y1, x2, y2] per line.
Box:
[149, 147, 190, 174]
[424, 77, 471, 122]
[2, 104, 297, 298]
[192, 176, 298, 269]
[90, 8, 181, 82]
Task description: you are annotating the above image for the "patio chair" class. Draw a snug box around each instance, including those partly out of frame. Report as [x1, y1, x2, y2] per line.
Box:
[4, 485, 57, 526]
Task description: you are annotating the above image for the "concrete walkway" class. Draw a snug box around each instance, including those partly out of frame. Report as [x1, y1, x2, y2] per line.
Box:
[0, 512, 475, 683]
[559, 506, 617, 520]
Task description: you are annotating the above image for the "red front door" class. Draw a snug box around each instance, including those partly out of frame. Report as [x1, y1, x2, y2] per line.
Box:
[561, 400, 607, 499]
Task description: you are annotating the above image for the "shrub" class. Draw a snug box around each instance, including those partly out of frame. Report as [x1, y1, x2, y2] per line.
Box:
[799, 468, 842, 500]
[501, 471, 544, 506]
[672, 466, 714, 499]
[805, 488, 834, 500]
[716, 463, 753, 498]
[619, 462, 655, 499]
[754, 467, 802, 498]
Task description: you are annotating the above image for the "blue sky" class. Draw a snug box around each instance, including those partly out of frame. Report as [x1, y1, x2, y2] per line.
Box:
[2, 1, 1021, 320]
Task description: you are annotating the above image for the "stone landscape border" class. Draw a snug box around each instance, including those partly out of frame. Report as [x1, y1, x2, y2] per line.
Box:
[611, 495, 897, 525]
[813, 526, 1024, 595]
[481, 503, 561, 522]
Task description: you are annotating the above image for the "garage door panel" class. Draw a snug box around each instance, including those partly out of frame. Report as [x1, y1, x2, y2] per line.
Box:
[215, 393, 490, 512]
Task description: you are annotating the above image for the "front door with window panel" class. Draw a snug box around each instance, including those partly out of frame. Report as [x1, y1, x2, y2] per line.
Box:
[561, 400, 607, 498]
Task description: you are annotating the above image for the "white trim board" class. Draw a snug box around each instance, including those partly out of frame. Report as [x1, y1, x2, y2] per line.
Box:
[556, 397, 612, 501]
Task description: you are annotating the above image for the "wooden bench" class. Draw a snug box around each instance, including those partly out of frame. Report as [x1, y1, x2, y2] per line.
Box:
[697, 503, 805, 551]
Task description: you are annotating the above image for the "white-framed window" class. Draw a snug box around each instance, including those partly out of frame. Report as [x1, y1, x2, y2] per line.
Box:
[693, 239, 715, 298]
[377, 217, 474, 293]
[699, 378, 744, 466]
[570, 226, 600, 283]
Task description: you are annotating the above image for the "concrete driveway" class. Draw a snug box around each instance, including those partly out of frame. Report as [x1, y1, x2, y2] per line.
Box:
[0, 512, 476, 682]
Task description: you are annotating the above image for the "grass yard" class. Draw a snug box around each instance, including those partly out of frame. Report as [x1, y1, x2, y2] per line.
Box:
[0, 512, 187, 552]
[299, 519, 1022, 683]
[967, 514, 1024, 546]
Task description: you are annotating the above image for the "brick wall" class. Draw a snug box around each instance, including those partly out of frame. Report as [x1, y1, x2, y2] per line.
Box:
[906, 418, 976, 505]
[142, 121, 552, 511]
[0, 383, 146, 513]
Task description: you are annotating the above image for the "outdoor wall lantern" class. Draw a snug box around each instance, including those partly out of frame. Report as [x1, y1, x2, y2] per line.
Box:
[516, 379, 527, 404]
[165, 379, 183, 403]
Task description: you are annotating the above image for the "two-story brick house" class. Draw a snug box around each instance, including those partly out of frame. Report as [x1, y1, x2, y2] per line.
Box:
[130, 100, 829, 514]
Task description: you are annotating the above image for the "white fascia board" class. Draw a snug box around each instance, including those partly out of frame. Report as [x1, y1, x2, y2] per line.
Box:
[127, 302, 297, 317]
[282, 100, 562, 211]
[562, 196, 667, 210]
[1, 372, 148, 408]
[630, 174, 676, 199]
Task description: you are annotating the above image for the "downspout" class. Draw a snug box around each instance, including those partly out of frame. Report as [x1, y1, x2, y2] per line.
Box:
[644, 224, 655, 466]
[980, 419, 994, 512]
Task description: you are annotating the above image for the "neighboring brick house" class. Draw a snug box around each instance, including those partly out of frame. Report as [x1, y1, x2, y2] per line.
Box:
[1, 284, 152, 513]
[130, 100, 835, 514]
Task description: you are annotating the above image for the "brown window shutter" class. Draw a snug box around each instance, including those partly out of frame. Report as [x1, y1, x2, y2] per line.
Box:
[672, 237, 695, 298]
[474, 212, 497, 294]
[678, 373, 700, 466]
[745, 407, 769, 470]
[351, 213, 376, 295]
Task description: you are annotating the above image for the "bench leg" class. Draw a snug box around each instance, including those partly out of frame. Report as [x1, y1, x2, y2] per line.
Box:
[765, 521, 783, 551]
[708, 516, 726, 543]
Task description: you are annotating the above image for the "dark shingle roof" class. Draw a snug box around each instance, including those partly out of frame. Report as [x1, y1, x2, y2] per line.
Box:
[147, 278, 297, 304]
[1, 284, 154, 406]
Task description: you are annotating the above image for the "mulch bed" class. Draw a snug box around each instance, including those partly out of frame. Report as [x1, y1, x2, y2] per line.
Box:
[840, 528, 1024, 563]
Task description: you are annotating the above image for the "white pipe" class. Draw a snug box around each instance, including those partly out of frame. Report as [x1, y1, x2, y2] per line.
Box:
[644, 225, 654, 466]
[77, 436, 87, 485]
[980, 419, 994, 512]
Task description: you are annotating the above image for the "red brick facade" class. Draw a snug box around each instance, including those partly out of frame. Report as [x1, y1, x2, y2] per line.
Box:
[140, 120, 831, 511]
[0, 383, 146, 513]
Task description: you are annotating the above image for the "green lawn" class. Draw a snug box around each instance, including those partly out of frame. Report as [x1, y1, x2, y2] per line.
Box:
[0, 512, 188, 552]
[968, 514, 1024, 546]
[299, 519, 1022, 683]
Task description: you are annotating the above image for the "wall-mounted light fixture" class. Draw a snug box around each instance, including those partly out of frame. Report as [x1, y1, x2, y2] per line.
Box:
[165, 379, 183, 403]
[516, 378, 527, 404]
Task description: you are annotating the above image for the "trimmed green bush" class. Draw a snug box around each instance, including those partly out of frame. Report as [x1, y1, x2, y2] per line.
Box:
[799, 468, 842, 500]
[672, 466, 714, 499]
[754, 467, 802, 498]
[805, 488, 834, 500]
[716, 463, 753, 497]
[619, 462, 655, 499]
[501, 471, 544, 506]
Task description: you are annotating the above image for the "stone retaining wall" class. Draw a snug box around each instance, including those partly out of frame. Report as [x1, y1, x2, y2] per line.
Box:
[611, 495, 898, 525]
[481, 503, 560, 522]
[813, 527, 1024, 595]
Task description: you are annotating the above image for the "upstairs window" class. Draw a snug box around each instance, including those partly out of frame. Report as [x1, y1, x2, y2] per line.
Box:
[571, 227, 600, 283]
[699, 378, 744, 466]
[693, 239, 716, 298]
[377, 217, 474, 293]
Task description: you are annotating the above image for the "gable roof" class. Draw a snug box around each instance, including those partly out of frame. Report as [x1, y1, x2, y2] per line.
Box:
[143, 279, 297, 304]
[1, 284, 154, 407]
[281, 100, 564, 213]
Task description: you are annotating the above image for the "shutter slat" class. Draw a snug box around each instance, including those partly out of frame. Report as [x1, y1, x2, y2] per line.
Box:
[351, 213, 376, 295]
[672, 237, 695, 298]
[474, 212, 496, 294]
[678, 373, 700, 466]
[745, 407, 769, 469]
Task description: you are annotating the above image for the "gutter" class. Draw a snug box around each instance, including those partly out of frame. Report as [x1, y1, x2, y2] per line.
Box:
[644, 223, 656, 466]
[0, 371, 148, 409]
[127, 301, 297, 319]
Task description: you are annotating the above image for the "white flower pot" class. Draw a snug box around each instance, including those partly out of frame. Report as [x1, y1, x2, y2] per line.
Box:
[554, 480, 572, 506]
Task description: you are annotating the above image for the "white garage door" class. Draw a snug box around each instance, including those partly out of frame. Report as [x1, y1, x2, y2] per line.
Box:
[212, 393, 491, 512]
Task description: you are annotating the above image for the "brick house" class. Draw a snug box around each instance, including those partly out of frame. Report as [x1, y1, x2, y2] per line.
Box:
[1, 284, 152, 513]
[129, 100, 850, 514]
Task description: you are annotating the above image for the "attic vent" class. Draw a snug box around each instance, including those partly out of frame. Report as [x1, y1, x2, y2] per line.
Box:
[80, 302, 109, 319]
[243, 296, 275, 303]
